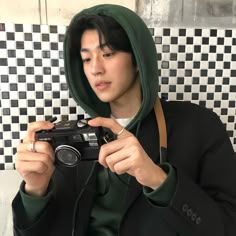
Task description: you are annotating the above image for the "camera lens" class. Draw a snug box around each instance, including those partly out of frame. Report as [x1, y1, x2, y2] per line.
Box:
[55, 145, 81, 167]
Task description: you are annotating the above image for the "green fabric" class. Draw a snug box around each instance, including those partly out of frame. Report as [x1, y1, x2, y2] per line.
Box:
[63, 4, 159, 130]
[88, 164, 176, 235]
[143, 163, 177, 206]
[87, 169, 129, 236]
[19, 181, 52, 226]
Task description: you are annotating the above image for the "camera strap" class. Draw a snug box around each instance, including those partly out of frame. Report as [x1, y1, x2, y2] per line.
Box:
[154, 97, 168, 163]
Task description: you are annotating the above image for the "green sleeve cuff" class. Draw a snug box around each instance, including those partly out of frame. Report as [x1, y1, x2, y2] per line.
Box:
[19, 181, 53, 224]
[143, 163, 177, 206]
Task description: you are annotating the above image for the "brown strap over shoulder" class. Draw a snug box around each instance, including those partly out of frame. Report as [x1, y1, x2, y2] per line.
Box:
[154, 97, 168, 163]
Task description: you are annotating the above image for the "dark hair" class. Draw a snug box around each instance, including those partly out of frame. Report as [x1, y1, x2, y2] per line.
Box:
[68, 14, 136, 65]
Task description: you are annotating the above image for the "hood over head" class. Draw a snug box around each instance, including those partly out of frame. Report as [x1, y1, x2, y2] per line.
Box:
[64, 4, 159, 130]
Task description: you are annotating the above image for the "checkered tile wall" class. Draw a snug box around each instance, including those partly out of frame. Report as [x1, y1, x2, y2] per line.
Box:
[0, 23, 235, 170]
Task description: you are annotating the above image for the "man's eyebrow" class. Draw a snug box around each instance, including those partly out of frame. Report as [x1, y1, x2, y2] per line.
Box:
[80, 43, 108, 52]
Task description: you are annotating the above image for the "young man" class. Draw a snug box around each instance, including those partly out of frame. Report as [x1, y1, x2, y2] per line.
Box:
[12, 4, 236, 236]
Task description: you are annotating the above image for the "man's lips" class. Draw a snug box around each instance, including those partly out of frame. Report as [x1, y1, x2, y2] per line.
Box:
[95, 81, 111, 90]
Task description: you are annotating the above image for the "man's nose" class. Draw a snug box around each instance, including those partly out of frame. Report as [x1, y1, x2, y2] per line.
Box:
[91, 57, 104, 76]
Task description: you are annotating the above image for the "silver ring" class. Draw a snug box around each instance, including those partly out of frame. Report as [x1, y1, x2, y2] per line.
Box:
[116, 127, 125, 136]
[29, 141, 36, 153]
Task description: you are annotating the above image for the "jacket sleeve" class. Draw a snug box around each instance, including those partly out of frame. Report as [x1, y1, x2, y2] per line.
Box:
[148, 107, 236, 236]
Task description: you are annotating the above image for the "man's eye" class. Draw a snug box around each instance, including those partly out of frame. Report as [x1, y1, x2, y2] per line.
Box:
[103, 52, 115, 58]
[82, 58, 90, 63]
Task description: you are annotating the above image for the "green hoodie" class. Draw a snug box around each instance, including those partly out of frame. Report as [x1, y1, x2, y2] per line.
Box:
[63, 4, 159, 130]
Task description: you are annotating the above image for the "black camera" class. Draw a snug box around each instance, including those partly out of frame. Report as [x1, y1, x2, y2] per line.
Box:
[36, 118, 115, 167]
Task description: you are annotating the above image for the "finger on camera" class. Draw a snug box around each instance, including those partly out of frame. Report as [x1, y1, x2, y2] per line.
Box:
[23, 121, 54, 143]
[88, 117, 129, 137]
[17, 141, 54, 160]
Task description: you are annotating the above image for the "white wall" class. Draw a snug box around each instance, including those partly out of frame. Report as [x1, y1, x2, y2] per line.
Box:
[0, 0, 136, 25]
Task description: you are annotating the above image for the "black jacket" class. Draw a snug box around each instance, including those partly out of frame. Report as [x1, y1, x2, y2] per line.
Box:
[12, 100, 236, 236]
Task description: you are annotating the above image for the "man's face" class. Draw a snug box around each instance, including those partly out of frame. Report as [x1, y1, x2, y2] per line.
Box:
[80, 30, 139, 104]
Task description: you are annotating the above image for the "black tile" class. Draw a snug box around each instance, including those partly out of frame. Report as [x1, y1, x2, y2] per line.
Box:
[224, 46, 231, 53]
[19, 91, 26, 99]
[53, 107, 61, 114]
[2, 91, 9, 99]
[217, 37, 224, 45]
[1, 75, 8, 82]
[5, 156, 12, 163]
[177, 77, 184, 84]
[186, 53, 193, 61]
[43, 67, 51, 74]
[3, 124, 11, 131]
[193, 61, 200, 68]
[208, 61, 215, 69]
[61, 99, 68, 106]
[27, 83, 35, 91]
[0, 59, 7, 66]
[179, 29, 186, 36]
[208, 77, 215, 84]
[53, 91, 60, 98]
[58, 34, 65, 42]
[8, 50, 16, 57]
[18, 75, 26, 82]
[24, 33, 32, 41]
[163, 28, 170, 36]
[7, 32, 15, 40]
[32, 25, 40, 32]
[231, 70, 236, 77]
[25, 50, 33, 58]
[70, 107, 76, 113]
[15, 24, 23, 32]
[155, 37, 162, 44]
[12, 116, 19, 123]
[3, 108, 10, 115]
[37, 108, 44, 115]
[11, 100, 19, 107]
[195, 29, 202, 36]
[16, 41, 24, 49]
[50, 25, 57, 33]
[186, 37, 193, 44]
[45, 100, 52, 107]
[34, 42, 41, 50]
[42, 50, 50, 58]
[51, 42, 58, 50]
[34, 59, 42, 66]
[4, 140, 12, 147]
[10, 83, 17, 91]
[170, 53, 177, 61]
[44, 83, 52, 91]
[209, 45, 216, 52]
[0, 41, 7, 48]
[171, 37, 178, 44]
[216, 70, 223, 76]
[0, 23, 5, 31]
[202, 37, 209, 44]
[28, 100, 35, 107]
[9, 67, 17, 74]
[225, 30, 232, 37]
[217, 54, 223, 61]
[230, 86, 236, 92]
[35, 75, 43, 83]
[36, 91, 43, 99]
[42, 33, 49, 41]
[192, 77, 199, 84]
[26, 67, 34, 74]
[17, 58, 25, 66]
[210, 29, 217, 37]
[20, 108, 27, 115]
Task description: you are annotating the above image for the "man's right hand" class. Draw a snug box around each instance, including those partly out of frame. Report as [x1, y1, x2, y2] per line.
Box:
[15, 121, 55, 197]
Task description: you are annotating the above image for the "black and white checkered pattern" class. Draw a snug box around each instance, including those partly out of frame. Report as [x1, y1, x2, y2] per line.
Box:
[0, 23, 235, 170]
